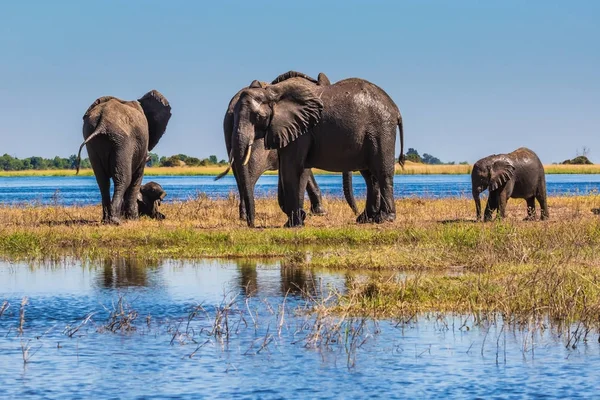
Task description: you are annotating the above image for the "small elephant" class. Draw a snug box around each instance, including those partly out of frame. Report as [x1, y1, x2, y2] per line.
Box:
[137, 182, 167, 220]
[231, 75, 405, 227]
[76, 90, 172, 224]
[471, 147, 549, 221]
[217, 71, 357, 226]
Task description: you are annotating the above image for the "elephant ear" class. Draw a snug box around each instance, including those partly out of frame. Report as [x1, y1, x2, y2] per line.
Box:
[317, 72, 331, 86]
[138, 90, 172, 152]
[83, 96, 117, 119]
[489, 159, 515, 191]
[264, 81, 323, 149]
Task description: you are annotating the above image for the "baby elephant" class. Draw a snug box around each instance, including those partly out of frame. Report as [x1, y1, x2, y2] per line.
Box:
[137, 182, 167, 220]
[471, 147, 549, 221]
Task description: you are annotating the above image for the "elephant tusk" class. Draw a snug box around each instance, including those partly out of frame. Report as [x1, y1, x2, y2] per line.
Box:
[242, 143, 253, 166]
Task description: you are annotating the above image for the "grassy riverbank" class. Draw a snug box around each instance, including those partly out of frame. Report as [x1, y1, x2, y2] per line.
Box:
[2, 162, 600, 177]
[1, 195, 599, 264]
[2, 195, 600, 328]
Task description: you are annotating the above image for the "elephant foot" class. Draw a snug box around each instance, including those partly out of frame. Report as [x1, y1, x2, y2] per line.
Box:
[155, 212, 166, 220]
[374, 211, 396, 224]
[356, 211, 375, 224]
[541, 213, 550, 221]
[103, 216, 121, 225]
[284, 209, 306, 228]
[310, 204, 327, 216]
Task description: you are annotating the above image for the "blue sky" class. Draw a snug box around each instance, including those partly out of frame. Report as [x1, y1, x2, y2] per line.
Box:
[0, 1, 598, 163]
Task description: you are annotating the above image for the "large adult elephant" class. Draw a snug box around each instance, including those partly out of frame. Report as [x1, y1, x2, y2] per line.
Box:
[76, 90, 172, 224]
[471, 147, 549, 221]
[217, 71, 358, 226]
[231, 76, 405, 227]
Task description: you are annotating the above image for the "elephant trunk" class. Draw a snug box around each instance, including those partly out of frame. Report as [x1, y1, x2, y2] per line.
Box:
[233, 123, 256, 227]
[473, 188, 482, 221]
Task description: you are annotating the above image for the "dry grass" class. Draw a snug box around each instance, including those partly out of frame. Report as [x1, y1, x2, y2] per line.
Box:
[1, 194, 600, 270]
[2, 162, 600, 177]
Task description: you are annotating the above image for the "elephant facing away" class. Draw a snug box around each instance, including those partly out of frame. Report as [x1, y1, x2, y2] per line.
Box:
[137, 181, 167, 220]
[471, 147, 549, 221]
[231, 76, 405, 227]
[217, 71, 358, 227]
[76, 90, 172, 224]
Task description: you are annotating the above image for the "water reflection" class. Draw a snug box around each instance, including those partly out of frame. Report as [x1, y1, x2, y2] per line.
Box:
[236, 260, 320, 298]
[96, 256, 160, 289]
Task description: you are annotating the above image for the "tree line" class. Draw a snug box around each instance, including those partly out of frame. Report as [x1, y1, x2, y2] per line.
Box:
[0, 153, 228, 171]
[0, 149, 466, 171]
[404, 148, 468, 165]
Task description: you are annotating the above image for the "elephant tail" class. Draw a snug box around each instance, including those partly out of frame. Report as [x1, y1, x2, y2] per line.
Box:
[342, 171, 359, 215]
[398, 115, 405, 169]
[76, 126, 105, 175]
[214, 148, 234, 181]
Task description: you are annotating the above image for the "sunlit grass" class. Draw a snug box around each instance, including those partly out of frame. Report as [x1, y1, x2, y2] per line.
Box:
[1, 162, 599, 177]
[1, 194, 600, 266]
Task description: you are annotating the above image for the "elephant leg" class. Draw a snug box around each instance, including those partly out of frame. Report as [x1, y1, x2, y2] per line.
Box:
[497, 191, 509, 220]
[96, 174, 111, 223]
[277, 174, 285, 213]
[109, 151, 133, 225]
[524, 197, 536, 221]
[357, 170, 380, 223]
[89, 152, 112, 223]
[280, 163, 305, 228]
[483, 191, 498, 222]
[232, 167, 246, 221]
[374, 171, 396, 223]
[305, 169, 326, 216]
[537, 193, 549, 221]
[123, 163, 145, 220]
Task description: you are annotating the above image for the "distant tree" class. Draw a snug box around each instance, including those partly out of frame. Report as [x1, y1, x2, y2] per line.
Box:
[459, 161, 469, 165]
[405, 148, 422, 163]
[422, 153, 442, 165]
[174, 154, 189, 162]
[185, 157, 201, 166]
[208, 155, 218, 165]
[146, 153, 160, 167]
[160, 156, 183, 167]
[218, 159, 227, 165]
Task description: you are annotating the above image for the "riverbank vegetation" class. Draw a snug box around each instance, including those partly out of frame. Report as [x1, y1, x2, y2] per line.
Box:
[4, 162, 600, 177]
[2, 195, 600, 331]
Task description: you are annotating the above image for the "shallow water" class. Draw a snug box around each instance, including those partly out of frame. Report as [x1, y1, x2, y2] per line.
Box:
[1, 258, 599, 398]
[0, 174, 599, 206]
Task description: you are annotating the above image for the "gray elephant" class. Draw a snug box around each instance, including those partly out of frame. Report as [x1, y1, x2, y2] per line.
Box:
[217, 71, 357, 226]
[76, 90, 171, 224]
[137, 181, 167, 220]
[231, 76, 405, 227]
[471, 147, 549, 221]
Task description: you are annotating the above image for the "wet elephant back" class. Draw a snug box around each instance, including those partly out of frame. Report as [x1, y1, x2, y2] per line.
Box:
[509, 148, 545, 198]
[307, 79, 399, 172]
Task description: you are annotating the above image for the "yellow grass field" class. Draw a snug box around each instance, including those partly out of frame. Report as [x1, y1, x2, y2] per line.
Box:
[1, 162, 599, 177]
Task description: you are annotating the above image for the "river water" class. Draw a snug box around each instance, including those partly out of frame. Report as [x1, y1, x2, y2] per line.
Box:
[0, 174, 599, 206]
[1, 258, 599, 398]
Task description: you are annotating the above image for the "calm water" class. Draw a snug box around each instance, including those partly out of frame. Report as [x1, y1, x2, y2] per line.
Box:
[0, 258, 599, 398]
[0, 174, 599, 206]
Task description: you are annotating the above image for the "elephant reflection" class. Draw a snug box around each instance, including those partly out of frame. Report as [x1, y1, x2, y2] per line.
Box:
[237, 260, 259, 296]
[280, 263, 316, 297]
[235, 260, 316, 297]
[98, 256, 160, 289]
